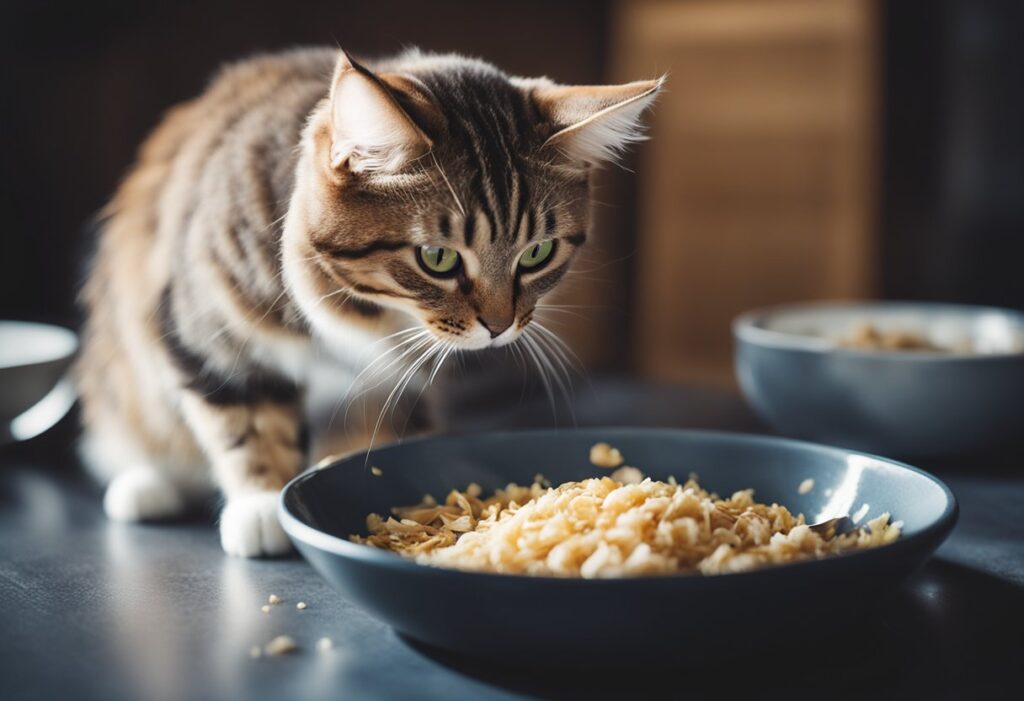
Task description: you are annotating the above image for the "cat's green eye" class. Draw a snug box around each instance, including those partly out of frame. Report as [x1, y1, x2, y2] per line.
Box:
[518, 240, 555, 270]
[417, 245, 461, 276]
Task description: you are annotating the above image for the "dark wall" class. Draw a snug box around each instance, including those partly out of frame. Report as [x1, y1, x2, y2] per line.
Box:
[4, 0, 1024, 331]
[1, 0, 608, 326]
[882, 0, 1024, 309]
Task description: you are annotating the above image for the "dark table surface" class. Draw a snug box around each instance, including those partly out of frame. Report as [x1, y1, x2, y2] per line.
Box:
[2, 379, 1022, 701]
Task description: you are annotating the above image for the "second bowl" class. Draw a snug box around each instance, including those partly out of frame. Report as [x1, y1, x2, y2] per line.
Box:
[734, 301, 1024, 458]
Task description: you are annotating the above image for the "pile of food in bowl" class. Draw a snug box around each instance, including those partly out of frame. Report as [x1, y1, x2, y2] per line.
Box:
[837, 321, 960, 352]
[350, 443, 900, 577]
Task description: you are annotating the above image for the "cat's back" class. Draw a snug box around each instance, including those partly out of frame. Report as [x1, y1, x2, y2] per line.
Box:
[153, 47, 337, 222]
[80, 49, 337, 397]
[175, 47, 337, 143]
[77, 49, 340, 467]
[92, 48, 337, 309]
[104, 47, 337, 247]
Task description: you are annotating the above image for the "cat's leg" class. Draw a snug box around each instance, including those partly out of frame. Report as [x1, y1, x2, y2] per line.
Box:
[78, 369, 209, 522]
[80, 427, 187, 521]
[178, 392, 305, 557]
[103, 466, 187, 522]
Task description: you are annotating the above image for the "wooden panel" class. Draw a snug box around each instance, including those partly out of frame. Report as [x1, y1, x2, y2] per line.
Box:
[611, 0, 879, 385]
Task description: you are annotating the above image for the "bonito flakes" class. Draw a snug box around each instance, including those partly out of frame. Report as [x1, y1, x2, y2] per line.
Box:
[351, 446, 900, 578]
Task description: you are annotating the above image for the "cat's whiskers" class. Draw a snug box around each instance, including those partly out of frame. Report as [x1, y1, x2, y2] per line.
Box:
[525, 327, 574, 396]
[516, 331, 558, 418]
[537, 302, 599, 310]
[535, 195, 583, 222]
[516, 323, 579, 425]
[565, 250, 637, 277]
[367, 325, 425, 349]
[310, 287, 353, 310]
[347, 332, 432, 399]
[505, 341, 526, 374]
[332, 330, 432, 430]
[266, 210, 290, 231]
[365, 336, 448, 462]
[398, 340, 456, 436]
[426, 341, 456, 387]
[531, 321, 584, 374]
[430, 151, 465, 217]
[536, 304, 589, 322]
[342, 331, 427, 396]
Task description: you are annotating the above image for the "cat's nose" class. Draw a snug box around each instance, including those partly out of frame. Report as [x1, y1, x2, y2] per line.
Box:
[478, 316, 512, 338]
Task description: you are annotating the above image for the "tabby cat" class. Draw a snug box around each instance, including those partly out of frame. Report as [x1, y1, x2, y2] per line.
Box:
[76, 48, 661, 556]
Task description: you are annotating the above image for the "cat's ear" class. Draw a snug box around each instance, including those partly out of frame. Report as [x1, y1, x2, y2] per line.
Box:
[529, 78, 665, 169]
[329, 51, 432, 174]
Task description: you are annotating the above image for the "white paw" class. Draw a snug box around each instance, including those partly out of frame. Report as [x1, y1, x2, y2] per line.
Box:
[219, 492, 292, 558]
[104, 467, 186, 522]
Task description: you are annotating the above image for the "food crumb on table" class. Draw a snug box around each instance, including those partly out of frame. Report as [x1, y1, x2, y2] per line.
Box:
[370, 466, 383, 476]
[268, 594, 281, 605]
[264, 635, 298, 656]
[316, 637, 333, 652]
[589, 442, 624, 468]
[260, 605, 271, 614]
[296, 601, 307, 610]
[798, 478, 815, 495]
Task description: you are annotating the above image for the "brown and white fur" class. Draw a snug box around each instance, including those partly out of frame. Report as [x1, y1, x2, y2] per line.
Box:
[76, 47, 661, 556]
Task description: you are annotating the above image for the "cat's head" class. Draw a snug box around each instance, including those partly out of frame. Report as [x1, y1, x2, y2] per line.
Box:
[283, 50, 662, 352]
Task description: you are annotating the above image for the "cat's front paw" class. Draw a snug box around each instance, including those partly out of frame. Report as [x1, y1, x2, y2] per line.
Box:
[104, 466, 186, 522]
[219, 492, 292, 557]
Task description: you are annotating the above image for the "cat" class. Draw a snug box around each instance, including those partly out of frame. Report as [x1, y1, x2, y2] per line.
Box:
[75, 47, 662, 557]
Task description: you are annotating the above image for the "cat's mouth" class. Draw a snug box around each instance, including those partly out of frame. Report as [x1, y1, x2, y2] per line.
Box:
[488, 326, 520, 348]
[429, 321, 522, 351]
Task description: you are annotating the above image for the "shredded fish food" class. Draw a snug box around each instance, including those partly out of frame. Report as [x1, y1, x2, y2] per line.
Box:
[838, 322, 946, 352]
[351, 448, 901, 578]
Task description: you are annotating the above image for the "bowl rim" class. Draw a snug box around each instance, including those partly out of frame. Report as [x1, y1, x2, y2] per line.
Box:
[0, 320, 79, 371]
[733, 299, 1024, 361]
[279, 427, 959, 585]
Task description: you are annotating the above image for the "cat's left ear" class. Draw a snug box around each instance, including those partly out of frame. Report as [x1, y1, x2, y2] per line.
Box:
[527, 77, 665, 169]
[329, 51, 433, 174]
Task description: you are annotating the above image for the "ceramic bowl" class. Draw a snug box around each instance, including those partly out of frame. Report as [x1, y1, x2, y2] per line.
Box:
[735, 301, 1024, 458]
[0, 321, 78, 444]
[281, 428, 956, 663]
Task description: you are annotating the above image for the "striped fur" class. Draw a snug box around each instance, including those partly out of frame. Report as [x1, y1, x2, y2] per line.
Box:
[76, 47, 661, 556]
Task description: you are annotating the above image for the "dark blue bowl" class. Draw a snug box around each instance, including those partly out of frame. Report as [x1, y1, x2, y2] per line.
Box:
[280, 428, 956, 663]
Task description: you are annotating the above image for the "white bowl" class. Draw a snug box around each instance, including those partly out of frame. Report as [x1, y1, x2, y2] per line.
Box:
[0, 321, 78, 444]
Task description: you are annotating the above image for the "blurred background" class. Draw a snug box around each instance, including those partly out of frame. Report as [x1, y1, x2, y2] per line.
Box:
[3, 0, 1023, 389]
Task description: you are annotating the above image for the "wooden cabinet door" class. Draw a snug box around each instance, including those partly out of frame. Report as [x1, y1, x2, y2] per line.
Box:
[612, 0, 880, 385]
